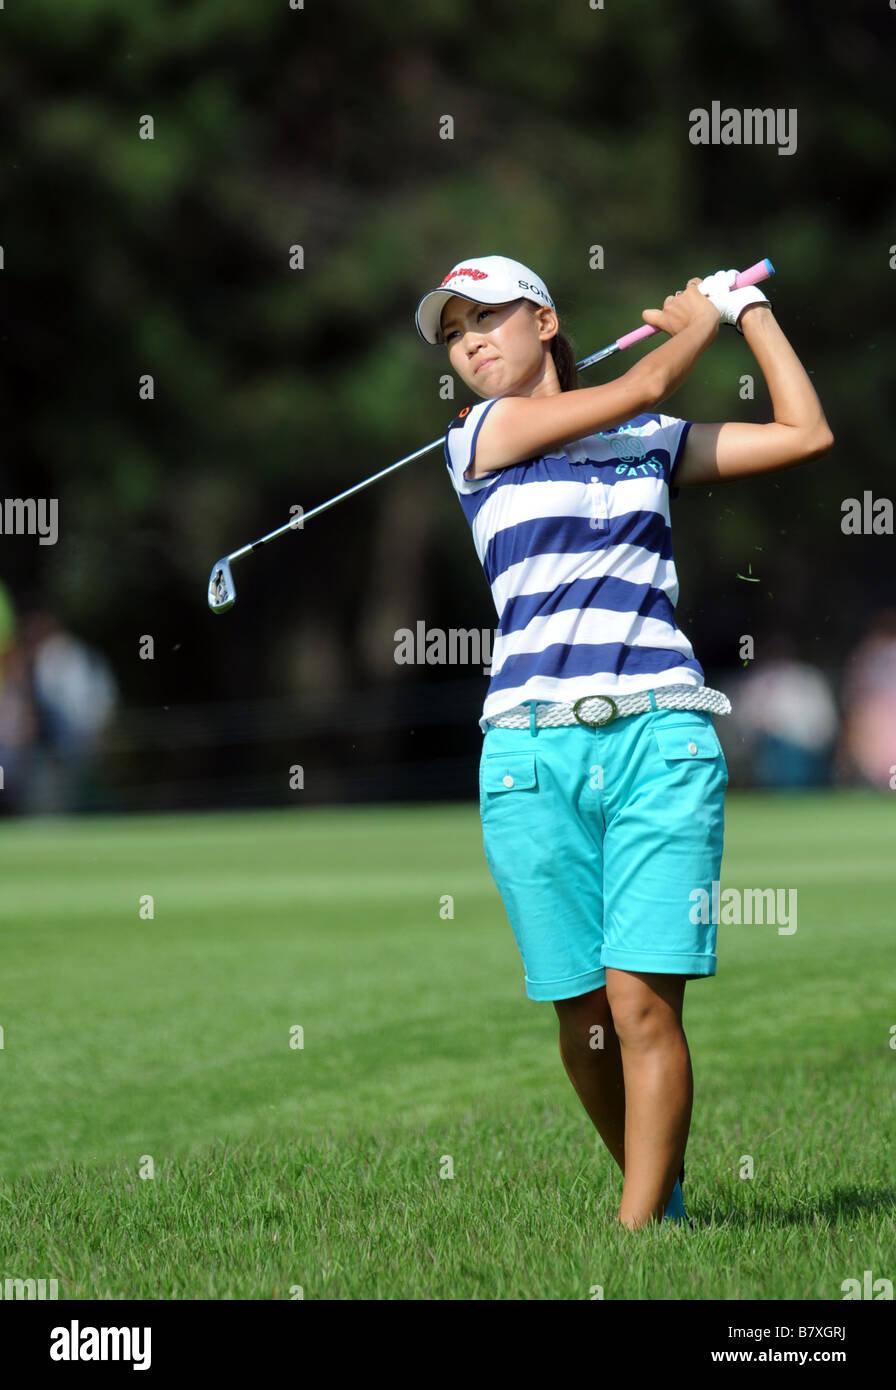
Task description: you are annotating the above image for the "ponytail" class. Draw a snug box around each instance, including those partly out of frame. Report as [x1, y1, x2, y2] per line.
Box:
[527, 297, 579, 391]
[549, 330, 580, 393]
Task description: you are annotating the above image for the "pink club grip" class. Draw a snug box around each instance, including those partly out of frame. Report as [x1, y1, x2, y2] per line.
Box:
[615, 323, 657, 352]
[615, 258, 774, 351]
[734, 257, 775, 288]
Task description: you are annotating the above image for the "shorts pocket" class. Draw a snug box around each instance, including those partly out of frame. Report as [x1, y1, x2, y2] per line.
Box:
[481, 751, 538, 794]
[653, 725, 721, 761]
[479, 751, 539, 817]
[652, 722, 728, 786]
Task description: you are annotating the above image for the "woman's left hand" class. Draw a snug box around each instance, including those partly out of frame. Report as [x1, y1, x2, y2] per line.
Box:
[698, 268, 772, 331]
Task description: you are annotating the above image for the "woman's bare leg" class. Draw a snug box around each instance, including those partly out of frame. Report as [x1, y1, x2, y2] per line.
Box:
[604, 967, 692, 1229]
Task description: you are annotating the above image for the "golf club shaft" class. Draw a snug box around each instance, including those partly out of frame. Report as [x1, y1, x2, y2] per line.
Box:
[213, 256, 774, 577]
[224, 436, 446, 562]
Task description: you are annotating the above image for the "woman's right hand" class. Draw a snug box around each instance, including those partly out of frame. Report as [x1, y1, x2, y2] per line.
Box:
[641, 277, 721, 339]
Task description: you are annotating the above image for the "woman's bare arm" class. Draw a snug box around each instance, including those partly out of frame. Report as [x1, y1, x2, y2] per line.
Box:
[469, 282, 720, 477]
[674, 305, 834, 486]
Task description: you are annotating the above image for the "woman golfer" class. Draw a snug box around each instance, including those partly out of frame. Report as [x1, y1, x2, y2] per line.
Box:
[414, 256, 833, 1230]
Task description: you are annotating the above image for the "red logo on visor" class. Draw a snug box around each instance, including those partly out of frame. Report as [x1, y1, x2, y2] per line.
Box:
[440, 268, 488, 287]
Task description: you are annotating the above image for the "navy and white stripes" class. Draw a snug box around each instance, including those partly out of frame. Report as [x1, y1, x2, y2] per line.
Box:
[444, 403, 704, 733]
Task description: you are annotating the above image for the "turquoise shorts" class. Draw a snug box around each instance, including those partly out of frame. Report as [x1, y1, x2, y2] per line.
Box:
[479, 706, 728, 1001]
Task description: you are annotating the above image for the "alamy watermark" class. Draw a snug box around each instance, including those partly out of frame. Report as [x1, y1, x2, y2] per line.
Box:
[689, 881, 797, 935]
[1, 1276, 59, 1299]
[50, 1321, 151, 1369]
[1, 498, 58, 545]
[841, 492, 893, 534]
[689, 102, 797, 157]
[394, 622, 495, 675]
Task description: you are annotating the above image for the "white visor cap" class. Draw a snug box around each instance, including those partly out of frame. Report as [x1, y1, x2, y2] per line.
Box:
[415, 255, 555, 345]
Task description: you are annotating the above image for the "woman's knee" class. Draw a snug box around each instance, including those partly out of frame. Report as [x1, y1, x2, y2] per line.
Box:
[553, 986, 614, 1054]
[604, 970, 685, 1045]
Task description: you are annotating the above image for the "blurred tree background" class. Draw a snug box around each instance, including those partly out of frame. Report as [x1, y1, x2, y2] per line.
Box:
[1, 0, 893, 808]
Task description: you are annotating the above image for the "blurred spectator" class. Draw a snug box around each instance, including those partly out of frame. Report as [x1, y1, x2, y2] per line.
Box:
[0, 596, 119, 815]
[836, 609, 896, 790]
[0, 581, 14, 653]
[0, 581, 38, 813]
[735, 635, 839, 788]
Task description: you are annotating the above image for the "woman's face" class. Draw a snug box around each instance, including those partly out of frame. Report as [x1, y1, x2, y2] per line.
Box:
[440, 296, 559, 398]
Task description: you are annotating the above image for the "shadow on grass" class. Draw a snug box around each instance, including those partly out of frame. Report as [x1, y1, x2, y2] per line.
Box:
[695, 1184, 896, 1227]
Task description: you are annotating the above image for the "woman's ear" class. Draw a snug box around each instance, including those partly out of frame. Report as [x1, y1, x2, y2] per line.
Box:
[533, 305, 559, 342]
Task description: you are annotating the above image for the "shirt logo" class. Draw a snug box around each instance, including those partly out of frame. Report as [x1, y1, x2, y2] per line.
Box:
[609, 434, 646, 463]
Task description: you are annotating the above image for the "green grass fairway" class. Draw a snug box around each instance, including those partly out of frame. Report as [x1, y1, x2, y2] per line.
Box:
[1, 792, 894, 1299]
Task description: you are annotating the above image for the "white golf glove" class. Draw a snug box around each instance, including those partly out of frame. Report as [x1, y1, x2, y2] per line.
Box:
[698, 268, 771, 333]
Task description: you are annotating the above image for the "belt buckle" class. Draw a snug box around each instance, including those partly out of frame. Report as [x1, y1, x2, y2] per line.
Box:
[572, 695, 618, 728]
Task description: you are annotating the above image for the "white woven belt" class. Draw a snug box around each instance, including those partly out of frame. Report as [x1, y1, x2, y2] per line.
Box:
[486, 685, 732, 729]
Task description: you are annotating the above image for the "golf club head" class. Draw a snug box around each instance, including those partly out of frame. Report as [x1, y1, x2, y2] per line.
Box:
[208, 558, 236, 614]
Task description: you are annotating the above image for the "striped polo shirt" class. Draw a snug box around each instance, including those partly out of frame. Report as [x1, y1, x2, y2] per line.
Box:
[444, 401, 704, 733]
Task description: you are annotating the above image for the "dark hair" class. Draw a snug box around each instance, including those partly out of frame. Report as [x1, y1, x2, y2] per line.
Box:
[549, 330, 580, 392]
[526, 299, 579, 391]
